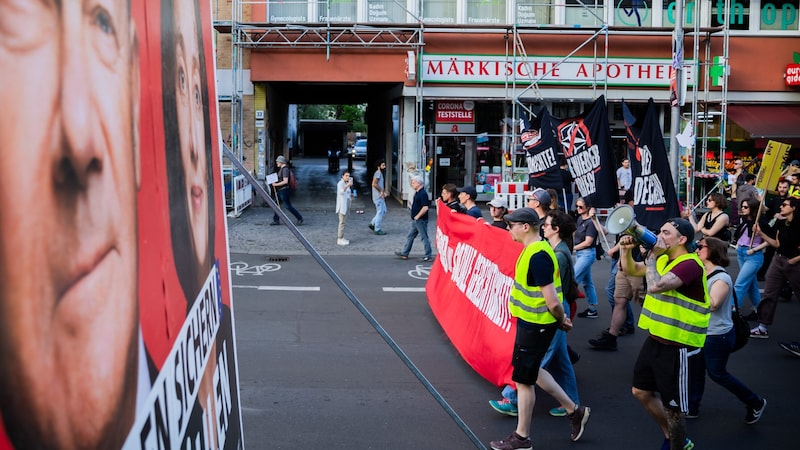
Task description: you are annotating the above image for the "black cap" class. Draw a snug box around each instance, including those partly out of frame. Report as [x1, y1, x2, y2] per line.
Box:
[457, 186, 478, 200]
[504, 207, 540, 225]
[667, 218, 696, 251]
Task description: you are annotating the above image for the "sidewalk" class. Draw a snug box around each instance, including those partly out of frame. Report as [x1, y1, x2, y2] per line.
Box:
[226, 157, 441, 257]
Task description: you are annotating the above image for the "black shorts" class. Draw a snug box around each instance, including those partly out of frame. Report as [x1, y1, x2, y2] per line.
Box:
[511, 320, 558, 385]
[632, 336, 691, 412]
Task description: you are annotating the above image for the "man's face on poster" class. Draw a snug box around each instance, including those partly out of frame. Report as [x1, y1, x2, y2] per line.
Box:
[174, 0, 209, 268]
[0, 0, 140, 448]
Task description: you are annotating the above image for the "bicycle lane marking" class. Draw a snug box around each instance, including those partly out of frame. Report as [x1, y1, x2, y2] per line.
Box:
[229, 260, 320, 291]
[382, 264, 430, 292]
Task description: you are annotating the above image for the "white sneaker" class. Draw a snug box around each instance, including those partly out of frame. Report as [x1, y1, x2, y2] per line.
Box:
[337, 238, 349, 246]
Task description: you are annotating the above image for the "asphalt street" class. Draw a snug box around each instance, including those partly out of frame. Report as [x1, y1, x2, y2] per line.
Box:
[228, 158, 797, 449]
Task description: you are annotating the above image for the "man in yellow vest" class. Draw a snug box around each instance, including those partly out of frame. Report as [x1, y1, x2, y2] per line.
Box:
[620, 218, 710, 450]
[490, 208, 590, 450]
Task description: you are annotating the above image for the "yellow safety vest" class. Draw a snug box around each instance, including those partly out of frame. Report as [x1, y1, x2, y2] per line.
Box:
[639, 253, 710, 347]
[789, 185, 800, 199]
[508, 241, 562, 325]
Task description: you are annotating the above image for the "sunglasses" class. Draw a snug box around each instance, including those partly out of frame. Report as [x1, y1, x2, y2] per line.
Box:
[782, 203, 792, 207]
[696, 243, 707, 250]
[576, 205, 585, 209]
[741, 205, 749, 209]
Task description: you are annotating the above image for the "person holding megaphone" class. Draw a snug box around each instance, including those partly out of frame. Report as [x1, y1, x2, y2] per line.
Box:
[619, 218, 710, 450]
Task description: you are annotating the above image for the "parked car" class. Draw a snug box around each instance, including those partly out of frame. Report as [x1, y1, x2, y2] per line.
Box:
[351, 139, 367, 159]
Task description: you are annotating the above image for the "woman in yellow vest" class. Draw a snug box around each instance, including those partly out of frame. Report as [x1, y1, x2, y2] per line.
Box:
[620, 218, 710, 450]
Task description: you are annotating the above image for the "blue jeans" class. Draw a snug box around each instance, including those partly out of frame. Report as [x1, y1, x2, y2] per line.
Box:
[540, 302, 580, 405]
[574, 248, 598, 307]
[606, 259, 634, 329]
[371, 197, 387, 231]
[735, 246, 763, 309]
[401, 218, 431, 258]
[689, 328, 760, 412]
[273, 188, 303, 222]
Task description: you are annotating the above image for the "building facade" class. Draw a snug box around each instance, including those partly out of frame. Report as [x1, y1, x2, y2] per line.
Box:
[214, 0, 800, 204]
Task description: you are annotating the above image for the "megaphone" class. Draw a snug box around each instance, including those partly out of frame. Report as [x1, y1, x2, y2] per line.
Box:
[605, 205, 658, 249]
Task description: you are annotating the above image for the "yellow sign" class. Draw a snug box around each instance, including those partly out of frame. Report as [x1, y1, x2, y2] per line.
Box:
[755, 140, 792, 191]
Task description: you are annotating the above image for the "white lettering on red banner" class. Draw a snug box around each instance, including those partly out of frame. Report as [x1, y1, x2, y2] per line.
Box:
[435, 225, 515, 333]
[422, 54, 696, 87]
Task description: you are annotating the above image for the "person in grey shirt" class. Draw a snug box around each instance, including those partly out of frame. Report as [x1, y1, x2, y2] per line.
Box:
[369, 159, 388, 235]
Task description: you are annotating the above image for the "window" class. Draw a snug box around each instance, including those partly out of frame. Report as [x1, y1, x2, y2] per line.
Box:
[367, 0, 409, 22]
[423, 0, 458, 24]
[466, 0, 507, 24]
[316, 0, 357, 22]
[760, 0, 799, 30]
[516, 0, 556, 24]
[268, 0, 309, 23]
[614, 0, 652, 26]
[662, 0, 701, 26]
[565, 0, 606, 27]
[710, 0, 752, 30]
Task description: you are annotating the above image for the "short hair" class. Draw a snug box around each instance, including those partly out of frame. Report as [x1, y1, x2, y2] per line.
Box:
[441, 183, 458, 197]
[375, 158, 385, 167]
[546, 210, 576, 251]
[341, 169, 350, 177]
[707, 192, 728, 210]
[745, 173, 756, 183]
[410, 175, 423, 185]
[546, 188, 559, 206]
[701, 237, 730, 267]
[778, 179, 791, 187]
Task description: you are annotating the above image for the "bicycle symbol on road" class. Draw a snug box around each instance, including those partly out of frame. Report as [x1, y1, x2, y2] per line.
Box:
[408, 264, 431, 280]
[230, 261, 282, 276]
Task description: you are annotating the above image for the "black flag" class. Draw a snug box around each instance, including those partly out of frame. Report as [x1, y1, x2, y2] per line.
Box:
[622, 98, 680, 231]
[522, 108, 562, 190]
[556, 96, 619, 208]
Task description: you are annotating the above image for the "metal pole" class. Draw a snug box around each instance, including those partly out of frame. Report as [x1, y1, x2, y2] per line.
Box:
[669, 0, 684, 190]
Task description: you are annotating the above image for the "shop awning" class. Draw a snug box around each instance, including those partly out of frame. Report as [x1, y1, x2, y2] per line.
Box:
[727, 105, 800, 139]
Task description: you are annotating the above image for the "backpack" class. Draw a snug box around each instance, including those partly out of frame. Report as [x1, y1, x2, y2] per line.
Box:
[288, 168, 298, 192]
[707, 269, 749, 352]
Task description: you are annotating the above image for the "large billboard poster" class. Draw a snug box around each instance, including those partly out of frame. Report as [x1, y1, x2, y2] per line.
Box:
[0, 1, 243, 449]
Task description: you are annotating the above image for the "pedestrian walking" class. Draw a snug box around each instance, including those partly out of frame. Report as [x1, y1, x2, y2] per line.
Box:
[620, 218, 709, 450]
[732, 197, 768, 313]
[369, 159, 388, 235]
[270, 155, 303, 226]
[686, 237, 767, 423]
[573, 198, 600, 318]
[751, 196, 800, 338]
[489, 207, 589, 450]
[395, 175, 433, 262]
[335, 171, 353, 245]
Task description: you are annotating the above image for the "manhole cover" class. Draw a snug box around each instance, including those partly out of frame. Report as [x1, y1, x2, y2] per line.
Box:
[267, 256, 289, 262]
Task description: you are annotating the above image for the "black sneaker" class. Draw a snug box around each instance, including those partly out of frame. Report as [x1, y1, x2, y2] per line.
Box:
[368, 223, 375, 230]
[568, 405, 590, 441]
[745, 398, 767, 424]
[589, 331, 617, 350]
[489, 432, 532, 450]
[567, 345, 581, 365]
[577, 308, 598, 319]
[780, 341, 800, 357]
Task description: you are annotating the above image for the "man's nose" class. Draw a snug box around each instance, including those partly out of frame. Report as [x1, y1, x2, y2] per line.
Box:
[57, 30, 103, 188]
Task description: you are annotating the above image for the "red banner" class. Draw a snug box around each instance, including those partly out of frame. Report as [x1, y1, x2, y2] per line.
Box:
[426, 201, 522, 387]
